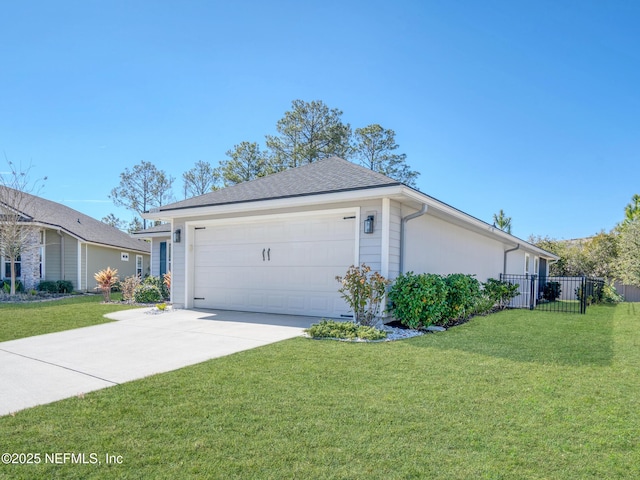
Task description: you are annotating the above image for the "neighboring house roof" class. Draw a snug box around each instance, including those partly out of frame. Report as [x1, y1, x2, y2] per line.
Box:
[132, 223, 171, 237]
[152, 157, 401, 212]
[0, 188, 150, 254]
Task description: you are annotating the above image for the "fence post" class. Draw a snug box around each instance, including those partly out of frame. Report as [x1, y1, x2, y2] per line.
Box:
[529, 275, 535, 310]
[580, 277, 587, 314]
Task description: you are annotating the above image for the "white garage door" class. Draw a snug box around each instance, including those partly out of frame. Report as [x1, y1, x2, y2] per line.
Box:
[192, 212, 357, 317]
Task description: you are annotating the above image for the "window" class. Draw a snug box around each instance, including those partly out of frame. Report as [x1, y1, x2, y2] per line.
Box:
[524, 254, 530, 276]
[534, 257, 539, 277]
[136, 255, 143, 277]
[4, 255, 21, 278]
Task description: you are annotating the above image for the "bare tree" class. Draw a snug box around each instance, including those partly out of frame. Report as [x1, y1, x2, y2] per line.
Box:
[0, 158, 47, 295]
[109, 161, 175, 229]
[182, 160, 220, 198]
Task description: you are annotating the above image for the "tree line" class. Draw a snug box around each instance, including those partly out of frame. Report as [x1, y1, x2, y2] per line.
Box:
[106, 99, 418, 230]
[530, 194, 640, 287]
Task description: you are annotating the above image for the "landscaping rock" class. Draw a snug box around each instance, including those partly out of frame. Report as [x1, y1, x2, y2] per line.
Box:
[426, 325, 446, 332]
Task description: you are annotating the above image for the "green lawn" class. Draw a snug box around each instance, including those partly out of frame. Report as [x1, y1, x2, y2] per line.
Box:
[1, 304, 638, 479]
[0, 294, 142, 342]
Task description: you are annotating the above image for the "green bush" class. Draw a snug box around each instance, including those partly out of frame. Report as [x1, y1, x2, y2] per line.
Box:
[56, 280, 74, 293]
[134, 284, 163, 304]
[142, 275, 170, 300]
[542, 281, 561, 302]
[387, 272, 449, 328]
[483, 278, 520, 309]
[602, 281, 623, 303]
[37, 281, 59, 293]
[305, 319, 387, 341]
[37, 280, 74, 293]
[444, 273, 481, 321]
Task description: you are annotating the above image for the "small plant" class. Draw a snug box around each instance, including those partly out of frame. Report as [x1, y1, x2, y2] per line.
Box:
[134, 284, 163, 304]
[305, 319, 387, 341]
[163, 271, 171, 291]
[94, 267, 119, 302]
[2, 279, 24, 294]
[156, 302, 167, 311]
[121, 275, 142, 303]
[336, 264, 389, 326]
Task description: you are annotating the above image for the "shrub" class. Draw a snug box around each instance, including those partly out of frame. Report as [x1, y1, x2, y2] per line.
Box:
[163, 271, 171, 291]
[305, 319, 387, 341]
[94, 267, 119, 302]
[387, 272, 448, 328]
[36, 280, 74, 294]
[542, 281, 561, 302]
[336, 264, 389, 326]
[602, 281, 623, 303]
[483, 278, 520, 309]
[134, 284, 163, 304]
[142, 275, 169, 300]
[444, 273, 481, 321]
[37, 281, 59, 293]
[56, 280, 74, 293]
[121, 275, 142, 303]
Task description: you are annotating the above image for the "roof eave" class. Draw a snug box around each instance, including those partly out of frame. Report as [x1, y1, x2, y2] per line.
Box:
[143, 184, 406, 221]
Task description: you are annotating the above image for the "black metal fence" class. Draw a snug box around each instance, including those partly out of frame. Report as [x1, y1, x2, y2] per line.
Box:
[499, 274, 605, 314]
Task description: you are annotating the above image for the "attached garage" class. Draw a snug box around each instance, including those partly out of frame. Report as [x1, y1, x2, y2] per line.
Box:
[188, 209, 358, 317]
[142, 157, 558, 319]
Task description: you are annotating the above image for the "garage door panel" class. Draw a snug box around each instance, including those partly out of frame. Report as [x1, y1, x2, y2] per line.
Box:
[193, 214, 356, 317]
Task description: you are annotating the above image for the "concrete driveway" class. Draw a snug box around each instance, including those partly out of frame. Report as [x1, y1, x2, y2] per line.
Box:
[0, 308, 315, 416]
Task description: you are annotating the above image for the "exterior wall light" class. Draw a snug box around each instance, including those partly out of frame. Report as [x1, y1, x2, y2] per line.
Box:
[364, 215, 375, 234]
[173, 228, 181, 243]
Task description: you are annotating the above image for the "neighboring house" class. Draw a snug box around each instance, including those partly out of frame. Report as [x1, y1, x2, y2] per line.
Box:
[142, 157, 557, 318]
[132, 223, 172, 278]
[0, 189, 150, 291]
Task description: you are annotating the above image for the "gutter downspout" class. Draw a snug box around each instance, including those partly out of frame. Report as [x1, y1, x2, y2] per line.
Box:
[399, 204, 428, 274]
[503, 244, 520, 275]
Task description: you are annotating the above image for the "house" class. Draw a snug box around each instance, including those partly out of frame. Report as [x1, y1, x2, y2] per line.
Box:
[142, 157, 557, 318]
[0, 188, 151, 292]
[132, 223, 172, 278]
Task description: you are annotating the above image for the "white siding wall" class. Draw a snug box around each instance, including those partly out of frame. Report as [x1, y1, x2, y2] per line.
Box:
[388, 201, 402, 280]
[404, 213, 504, 281]
[359, 203, 382, 271]
[168, 200, 551, 310]
[171, 222, 187, 308]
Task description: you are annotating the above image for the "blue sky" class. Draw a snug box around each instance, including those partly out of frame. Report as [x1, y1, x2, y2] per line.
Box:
[1, 0, 638, 240]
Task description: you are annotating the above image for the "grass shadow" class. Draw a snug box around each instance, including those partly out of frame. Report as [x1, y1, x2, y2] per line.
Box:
[419, 304, 617, 367]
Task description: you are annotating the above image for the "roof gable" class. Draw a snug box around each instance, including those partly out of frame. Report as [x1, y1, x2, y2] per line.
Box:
[155, 157, 401, 212]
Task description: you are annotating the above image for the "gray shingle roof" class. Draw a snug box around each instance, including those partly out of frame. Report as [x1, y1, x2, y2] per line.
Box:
[1, 188, 150, 254]
[133, 223, 171, 235]
[155, 157, 401, 212]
